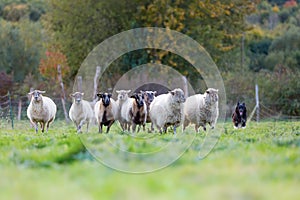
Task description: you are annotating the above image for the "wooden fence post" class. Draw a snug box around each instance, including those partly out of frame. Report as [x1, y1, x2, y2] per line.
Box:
[255, 84, 260, 122]
[93, 66, 101, 103]
[8, 91, 14, 129]
[17, 99, 22, 120]
[182, 76, 188, 98]
[77, 76, 82, 92]
[57, 65, 70, 123]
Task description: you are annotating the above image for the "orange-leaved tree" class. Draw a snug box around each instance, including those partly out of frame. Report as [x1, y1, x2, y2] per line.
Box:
[39, 50, 70, 82]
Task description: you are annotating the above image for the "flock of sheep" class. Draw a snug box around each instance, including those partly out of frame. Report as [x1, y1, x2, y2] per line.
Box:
[26, 88, 219, 134]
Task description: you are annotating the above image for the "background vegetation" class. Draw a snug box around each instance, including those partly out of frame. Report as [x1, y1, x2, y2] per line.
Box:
[0, 0, 299, 117]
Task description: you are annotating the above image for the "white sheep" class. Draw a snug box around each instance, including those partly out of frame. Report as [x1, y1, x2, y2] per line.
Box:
[69, 92, 94, 133]
[150, 88, 185, 134]
[27, 90, 57, 133]
[116, 90, 131, 131]
[94, 92, 118, 133]
[183, 88, 219, 132]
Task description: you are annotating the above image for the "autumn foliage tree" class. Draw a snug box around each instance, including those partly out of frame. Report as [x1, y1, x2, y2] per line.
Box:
[39, 50, 70, 82]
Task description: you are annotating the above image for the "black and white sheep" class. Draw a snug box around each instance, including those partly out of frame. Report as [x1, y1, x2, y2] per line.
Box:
[130, 93, 147, 132]
[69, 92, 94, 133]
[27, 90, 57, 133]
[150, 88, 185, 134]
[116, 90, 131, 131]
[94, 92, 118, 133]
[183, 88, 219, 132]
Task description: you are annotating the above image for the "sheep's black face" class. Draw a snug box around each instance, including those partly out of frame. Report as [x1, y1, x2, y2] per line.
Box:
[144, 91, 156, 104]
[29, 90, 45, 102]
[132, 93, 144, 108]
[103, 94, 111, 107]
[71, 92, 84, 104]
[98, 93, 112, 107]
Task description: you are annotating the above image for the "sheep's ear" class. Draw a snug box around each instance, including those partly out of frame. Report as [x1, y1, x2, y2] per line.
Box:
[38, 90, 46, 94]
[206, 90, 210, 94]
[28, 91, 34, 95]
[108, 93, 112, 98]
[169, 91, 175, 96]
[126, 90, 131, 93]
[70, 94, 74, 98]
[97, 93, 103, 98]
[116, 90, 120, 93]
[130, 93, 137, 98]
[153, 91, 157, 95]
[242, 103, 245, 106]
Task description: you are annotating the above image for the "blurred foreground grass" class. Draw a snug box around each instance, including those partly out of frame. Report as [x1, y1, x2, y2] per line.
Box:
[0, 120, 299, 200]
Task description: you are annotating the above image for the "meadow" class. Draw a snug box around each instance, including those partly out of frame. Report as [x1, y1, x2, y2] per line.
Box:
[0, 120, 299, 200]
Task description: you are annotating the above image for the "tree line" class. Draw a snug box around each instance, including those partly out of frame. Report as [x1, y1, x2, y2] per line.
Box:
[0, 0, 299, 116]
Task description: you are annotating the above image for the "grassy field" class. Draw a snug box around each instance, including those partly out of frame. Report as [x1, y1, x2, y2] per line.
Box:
[0, 120, 299, 200]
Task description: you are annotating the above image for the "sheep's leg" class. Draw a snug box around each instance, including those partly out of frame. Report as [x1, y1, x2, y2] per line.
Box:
[98, 123, 103, 133]
[46, 117, 54, 133]
[151, 123, 154, 132]
[106, 120, 115, 133]
[195, 124, 199, 133]
[132, 123, 136, 133]
[127, 123, 131, 132]
[183, 118, 189, 131]
[86, 121, 89, 133]
[163, 125, 167, 134]
[41, 122, 45, 133]
[119, 121, 125, 131]
[173, 125, 177, 135]
[33, 122, 38, 133]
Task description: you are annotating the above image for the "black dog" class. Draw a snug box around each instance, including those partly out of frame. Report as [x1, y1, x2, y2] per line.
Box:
[232, 102, 247, 129]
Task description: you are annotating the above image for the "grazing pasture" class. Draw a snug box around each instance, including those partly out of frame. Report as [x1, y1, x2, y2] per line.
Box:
[0, 120, 299, 200]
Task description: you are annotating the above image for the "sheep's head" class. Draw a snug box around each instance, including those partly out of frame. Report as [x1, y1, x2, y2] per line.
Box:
[205, 88, 219, 105]
[142, 90, 156, 104]
[116, 90, 131, 101]
[70, 92, 84, 104]
[28, 90, 45, 102]
[97, 93, 112, 107]
[169, 88, 185, 103]
[131, 93, 144, 108]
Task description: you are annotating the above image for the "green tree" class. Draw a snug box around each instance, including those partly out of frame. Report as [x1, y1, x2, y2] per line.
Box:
[45, 0, 258, 78]
[44, 0, 144, 78]
[0, 19, 43, 82]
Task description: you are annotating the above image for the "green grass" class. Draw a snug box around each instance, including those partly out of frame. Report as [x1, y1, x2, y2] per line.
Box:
[0, 120, 299, 200]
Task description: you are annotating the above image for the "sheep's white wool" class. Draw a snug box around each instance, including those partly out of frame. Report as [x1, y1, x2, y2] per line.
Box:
[116, 90, 131, 131]
[150, 88, 185, 134]
[183, 88, 219, 132]
[69, 92, 94, 133]
[27, 90, 57, 133]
